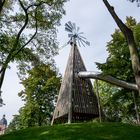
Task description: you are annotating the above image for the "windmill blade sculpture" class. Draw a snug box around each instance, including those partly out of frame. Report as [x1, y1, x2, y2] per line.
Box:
[65, 21, 90, 47]
[60, 21, 90, 49]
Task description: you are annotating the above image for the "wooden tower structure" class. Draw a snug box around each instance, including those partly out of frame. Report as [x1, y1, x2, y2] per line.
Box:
[51, 22, 99, 125]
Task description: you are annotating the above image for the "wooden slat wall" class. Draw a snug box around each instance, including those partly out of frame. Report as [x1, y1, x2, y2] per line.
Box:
[51, 45, 99, 124]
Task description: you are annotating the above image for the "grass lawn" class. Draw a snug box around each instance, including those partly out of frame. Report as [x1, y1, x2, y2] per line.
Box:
[0, 122, 140, 140]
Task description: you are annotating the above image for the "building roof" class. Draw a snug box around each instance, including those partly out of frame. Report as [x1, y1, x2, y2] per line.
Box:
[0, 118, 7, 125]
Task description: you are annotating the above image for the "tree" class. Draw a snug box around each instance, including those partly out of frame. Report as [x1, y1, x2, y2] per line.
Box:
[17, 64, 61, 128]
[94, 81, 138, 123]
[96, 17, 140, 83]
[97, 17, 140, 122]
[0, 0, 13, 15]
[102, 0, 140, 94]
[0, 0, 67, 101]
[79, 0, 140, 95]
[81, 17, 140, 123]
[5, 115, 21, 133]
[84, 17, 140, 123]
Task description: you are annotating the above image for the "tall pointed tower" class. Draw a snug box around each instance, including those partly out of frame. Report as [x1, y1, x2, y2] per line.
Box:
[51, 22, 99, 124]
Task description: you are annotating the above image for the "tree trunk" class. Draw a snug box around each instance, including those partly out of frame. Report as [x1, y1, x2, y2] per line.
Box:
[0, 52, 13, 91]
[95, 80, 102, 123]
[78, 71, 138, 91]
[0, 67, 6, 90]
[102, 0, 140, 95]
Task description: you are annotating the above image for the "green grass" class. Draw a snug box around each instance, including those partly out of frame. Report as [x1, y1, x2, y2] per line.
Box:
[0, 122, 140, 140]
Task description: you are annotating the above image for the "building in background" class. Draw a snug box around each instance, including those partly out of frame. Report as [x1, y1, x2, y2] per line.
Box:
[0, 115, 7, 135]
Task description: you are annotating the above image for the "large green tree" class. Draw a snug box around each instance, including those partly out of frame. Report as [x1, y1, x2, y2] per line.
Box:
[0, 0, 67, 103]
[92, 17, 140, 124]
[6, 115, 21, 133]
[101, 0, 140, 94]
[16, 64, 61, 128]
[79, 0, 140, 94]
[78, 1, 140, 123]
[96, 17, 140, 82]
[95, 81, 140, 123]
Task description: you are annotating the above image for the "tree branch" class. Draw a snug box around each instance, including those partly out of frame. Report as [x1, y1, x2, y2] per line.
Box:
[0, 0, 29, 73]
[0, 1, 50, 73]
[12, 7, 38, 58]
[78, 71, 138, 91]
[0, 66, 6, 90]
[14, 0, 29, 49]
[102, 0, 132, 38]
[0, 0, 6, 15]
[102, 0, 140, 95]
[26, 1, 49, 10]
[0, 0, 52, 97]
[0, 0, 41, 72]
[12, 1, 50, 59]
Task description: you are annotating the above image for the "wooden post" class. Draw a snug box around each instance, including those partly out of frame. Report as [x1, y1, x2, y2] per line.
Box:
[68, 68, 72, 124]
[132, 91, 140, 124]
[68, 38, 76, 124]
[95, 80, 102, 123]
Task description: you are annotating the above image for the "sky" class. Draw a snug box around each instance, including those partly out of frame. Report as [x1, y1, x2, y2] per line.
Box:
[0, 0, 140, 124]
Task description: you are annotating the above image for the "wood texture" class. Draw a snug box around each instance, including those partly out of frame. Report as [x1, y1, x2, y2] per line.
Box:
[51, 44, 99, 125]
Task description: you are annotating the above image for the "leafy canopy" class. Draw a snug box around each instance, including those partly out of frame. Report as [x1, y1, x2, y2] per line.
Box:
[8, 64, 61, 130]
[95, 17, 140, 123]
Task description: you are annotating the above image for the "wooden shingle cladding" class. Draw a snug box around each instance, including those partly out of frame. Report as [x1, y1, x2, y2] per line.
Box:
[51, 44, 99, 125]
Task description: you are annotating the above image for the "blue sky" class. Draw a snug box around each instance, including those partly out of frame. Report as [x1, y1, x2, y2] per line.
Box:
[0, 0, 140, 123]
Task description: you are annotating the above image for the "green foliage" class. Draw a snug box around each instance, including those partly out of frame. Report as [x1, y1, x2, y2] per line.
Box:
[95, 17, 140, 123]
[0, 0, 66, 63]
[1, 122, 140, 140]
[0, 0, 67, 92]
[94, 81, 137, 123]
[96, 17, 140, 82]
[5, 115, 21, 133]
[16, 64, 61, 129]
[6, 64, 61, 131]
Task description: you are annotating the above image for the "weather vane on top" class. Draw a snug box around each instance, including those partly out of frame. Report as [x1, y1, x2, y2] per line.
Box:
[62, 21, 90, 48]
